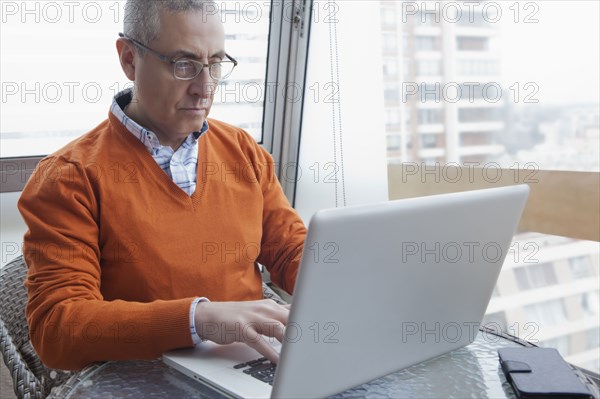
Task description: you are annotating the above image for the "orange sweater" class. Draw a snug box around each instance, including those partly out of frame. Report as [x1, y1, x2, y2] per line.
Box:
[18, 113, 306, 370]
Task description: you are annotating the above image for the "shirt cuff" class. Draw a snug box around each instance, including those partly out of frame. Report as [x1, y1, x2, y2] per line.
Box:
[190, 297, 210, 345]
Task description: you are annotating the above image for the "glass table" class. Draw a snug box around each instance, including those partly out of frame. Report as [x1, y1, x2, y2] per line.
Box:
[49, 328, 599, 399]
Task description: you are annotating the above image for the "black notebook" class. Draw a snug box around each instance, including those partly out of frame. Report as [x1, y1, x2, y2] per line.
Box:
[498, 347, 594, 399]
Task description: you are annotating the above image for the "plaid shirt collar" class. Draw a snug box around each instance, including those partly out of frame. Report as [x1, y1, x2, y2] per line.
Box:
[110, 88, 208, 154]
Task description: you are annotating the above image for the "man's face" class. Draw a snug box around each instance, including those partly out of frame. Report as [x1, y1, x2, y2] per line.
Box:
[128, 10, 224, 146]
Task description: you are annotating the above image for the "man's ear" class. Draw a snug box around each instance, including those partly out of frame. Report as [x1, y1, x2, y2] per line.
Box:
[116, 38, 137, 81]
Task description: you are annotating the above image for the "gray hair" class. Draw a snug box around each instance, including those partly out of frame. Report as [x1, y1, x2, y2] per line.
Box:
[124, 0, 218, 51]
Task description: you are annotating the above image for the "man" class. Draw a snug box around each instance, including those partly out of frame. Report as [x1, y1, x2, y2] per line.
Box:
[18, 0, 306, 371]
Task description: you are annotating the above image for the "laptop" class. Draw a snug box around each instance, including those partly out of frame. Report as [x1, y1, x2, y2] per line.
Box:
[163, 184, 530, 398]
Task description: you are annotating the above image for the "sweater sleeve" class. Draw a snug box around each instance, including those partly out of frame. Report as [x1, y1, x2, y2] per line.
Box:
[251, 145, 307, 294]
[18, 157, 195, 370]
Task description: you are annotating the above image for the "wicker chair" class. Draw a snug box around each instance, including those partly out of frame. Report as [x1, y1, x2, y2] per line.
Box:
[0, 256, 72, 399]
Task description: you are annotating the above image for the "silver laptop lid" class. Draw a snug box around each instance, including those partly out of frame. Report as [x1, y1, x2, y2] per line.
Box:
[272, 184, 529, 398]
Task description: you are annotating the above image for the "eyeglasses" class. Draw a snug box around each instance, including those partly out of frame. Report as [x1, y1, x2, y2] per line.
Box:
[118, 33, 237, 81]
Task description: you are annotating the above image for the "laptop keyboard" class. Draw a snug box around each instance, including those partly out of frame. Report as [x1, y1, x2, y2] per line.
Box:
[233, 357, 277, 385]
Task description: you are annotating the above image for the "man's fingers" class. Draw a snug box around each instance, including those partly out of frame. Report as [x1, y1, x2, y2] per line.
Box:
[263, 301, 290, 325]
[195, 300, 290, 351]
[245, 335, 280, 364]
[254, 320, 285, 343]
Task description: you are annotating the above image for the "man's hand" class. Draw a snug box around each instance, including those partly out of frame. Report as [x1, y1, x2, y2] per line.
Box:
[195, 299, 290, 363]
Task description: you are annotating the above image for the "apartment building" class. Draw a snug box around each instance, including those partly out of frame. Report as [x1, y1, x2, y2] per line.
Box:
[485, 233, 600, 373]
[381, 0, 505, 165]
[380, 0, 600, 373]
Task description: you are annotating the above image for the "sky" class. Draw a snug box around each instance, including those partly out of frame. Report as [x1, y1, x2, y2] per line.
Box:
[497, 0, 600, 105]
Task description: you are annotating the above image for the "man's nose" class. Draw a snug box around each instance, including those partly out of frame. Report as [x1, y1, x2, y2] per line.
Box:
[189, 68, 215, 98]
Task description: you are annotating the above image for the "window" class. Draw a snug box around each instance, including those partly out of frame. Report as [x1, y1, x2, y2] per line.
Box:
[457, 60, 499, 76]
[456, 37, 489, 51]
[380, 1, 600, 171]
[418, 109, 441, 124]
[586, 327, 600, 350]
[525, 299, 568, 326]
[402, 36, 409, 53]
[415, 36, 437, 52]
[382, 33, 397, 51]
[457, 83, 486, 100]
[416, 10, 438, 26]
[403, 60, 412, 78]
[386, 135, 401, 151]
[421, 134, 438, 148]
[569, 256, 595, 279]
[513, 263, 558, 291]
[581, 292, 600, 317]
[456, 10, 489, 27]
[459, 108, 503, 123]
[383, 58, 399, 78]
[460, 132, 493, 146]
[1, 1, 311, 200]
[415, 83, 443, 103]
[1, 1, 273, 157]
[385, 109, 401, 130]
[416, 60, 441, 76]
[384, 88, 400, 103]
[381, 7, 396, 26]
[540, 335, 571, 356]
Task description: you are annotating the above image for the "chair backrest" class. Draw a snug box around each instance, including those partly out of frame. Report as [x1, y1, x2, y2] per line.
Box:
[1, 257, 32, 353]
[0, 256, 72, 398]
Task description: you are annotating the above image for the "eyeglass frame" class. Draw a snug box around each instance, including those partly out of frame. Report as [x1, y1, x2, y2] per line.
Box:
[118, 33, 238, 81]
